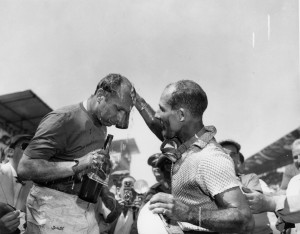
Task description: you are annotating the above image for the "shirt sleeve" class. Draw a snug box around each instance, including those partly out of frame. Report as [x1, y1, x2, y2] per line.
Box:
[197, 151, 240, 197]
[241, 173, 262, 192]
[24, 112, 68, 160]
[275, 175, 300, 223]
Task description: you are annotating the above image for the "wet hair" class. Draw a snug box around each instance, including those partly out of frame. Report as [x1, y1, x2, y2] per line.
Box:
[166, 80, 208, 118]
[94, 73, 131, 95]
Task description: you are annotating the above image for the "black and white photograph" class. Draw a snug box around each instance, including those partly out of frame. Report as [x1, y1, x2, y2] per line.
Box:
[0, 1, 299, 234]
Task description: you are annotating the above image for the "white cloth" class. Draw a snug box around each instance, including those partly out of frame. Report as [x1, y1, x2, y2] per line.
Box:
[26, 185, 103, 234]
[0, 162, 32, 233]
[0, 162, 21, 207]
[275, 174, 300, 224]
[0, 162, 33, 210]
[113, 209, 134, 234]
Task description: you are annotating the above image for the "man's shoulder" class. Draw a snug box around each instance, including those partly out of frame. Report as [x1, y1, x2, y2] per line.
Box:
[190, 141, 231, 162]
[51, 103, 82, 116]
[39, 103, 83, 126]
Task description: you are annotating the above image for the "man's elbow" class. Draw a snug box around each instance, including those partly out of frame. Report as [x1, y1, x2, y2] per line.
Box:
[17, 156, 33, 181]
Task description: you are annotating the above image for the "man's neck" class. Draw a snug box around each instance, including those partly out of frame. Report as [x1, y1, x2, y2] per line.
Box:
[85, 97, 102, 126]
[178, 121, 204, 143]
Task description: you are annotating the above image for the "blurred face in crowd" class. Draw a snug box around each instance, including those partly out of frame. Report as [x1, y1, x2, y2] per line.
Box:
[152, 159, 172, 185]
[222, 144, 242, 174]
[119, 176, 136, 199]
[152, 167, 164, 182]
[7, 139, 29, 166]
[292, 144, 300, 170]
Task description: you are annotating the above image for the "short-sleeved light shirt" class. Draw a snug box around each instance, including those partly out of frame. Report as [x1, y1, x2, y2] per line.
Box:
[172, 126, 240, 232]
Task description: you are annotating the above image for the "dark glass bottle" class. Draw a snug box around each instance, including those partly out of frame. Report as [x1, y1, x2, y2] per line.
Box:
[78, 134, 114, 203]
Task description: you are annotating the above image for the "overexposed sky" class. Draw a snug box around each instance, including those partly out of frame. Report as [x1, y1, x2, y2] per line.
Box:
[0, 0, 299, 185]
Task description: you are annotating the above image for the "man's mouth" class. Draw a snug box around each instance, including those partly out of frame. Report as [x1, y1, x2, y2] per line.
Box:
[106, 119, 116, 126]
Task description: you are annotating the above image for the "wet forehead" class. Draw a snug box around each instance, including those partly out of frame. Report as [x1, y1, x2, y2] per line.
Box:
[115, 83, 133, 111]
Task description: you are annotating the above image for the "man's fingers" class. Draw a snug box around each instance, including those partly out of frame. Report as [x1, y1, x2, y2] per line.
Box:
[0, 211, 20, 232]
[4, 218, 20, 231]
[151, 207, 169, 216]
[149, 192, 173, 204]
[1, 211, 20, 221]
[149, 202, 172, 211]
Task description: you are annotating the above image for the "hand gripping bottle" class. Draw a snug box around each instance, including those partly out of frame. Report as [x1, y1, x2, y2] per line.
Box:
[78, 134, 114, 203]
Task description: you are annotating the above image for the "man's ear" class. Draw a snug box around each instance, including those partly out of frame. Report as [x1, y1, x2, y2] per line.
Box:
[177, 108, 185, 122]
[96, 89, 106, 102]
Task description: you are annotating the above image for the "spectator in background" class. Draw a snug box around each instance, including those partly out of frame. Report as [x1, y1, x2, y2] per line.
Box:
[0, 134, 33, 234]
[280, 139, 300, 191]
[220, 139, 273, 234]
[109, 176, 139, 234]
[142, 153, 171, 205]
[245, 173, 300, 230]
[0, 134, 11, 164]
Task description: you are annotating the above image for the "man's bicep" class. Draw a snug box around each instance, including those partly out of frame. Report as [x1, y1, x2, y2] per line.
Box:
[214, 186, 248, 209]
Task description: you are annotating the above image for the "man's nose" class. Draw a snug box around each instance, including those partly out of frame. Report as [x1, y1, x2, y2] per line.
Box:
[116, 111, 129, 129]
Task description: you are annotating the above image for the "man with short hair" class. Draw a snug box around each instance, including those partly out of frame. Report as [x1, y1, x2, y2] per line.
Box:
[220, 140, 273, 234]
[0, 134, 33, 234]
[135, 80, 254, 233]
[18, 74, 135, 234]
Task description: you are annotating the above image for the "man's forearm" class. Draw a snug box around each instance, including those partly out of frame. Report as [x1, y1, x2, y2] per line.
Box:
[18, 155, 77, 182]
[185, 207, 254, 233]
[135, 93, 164, 141]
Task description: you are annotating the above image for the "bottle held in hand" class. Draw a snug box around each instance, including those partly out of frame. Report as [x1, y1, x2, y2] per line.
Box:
[78, 134, 113, 203]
